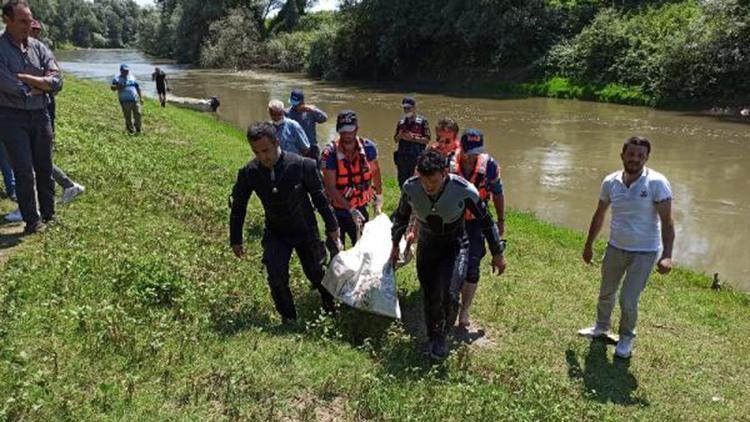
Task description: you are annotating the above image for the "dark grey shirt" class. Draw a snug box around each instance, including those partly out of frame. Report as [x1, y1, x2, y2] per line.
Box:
[0, 32, 63, 111]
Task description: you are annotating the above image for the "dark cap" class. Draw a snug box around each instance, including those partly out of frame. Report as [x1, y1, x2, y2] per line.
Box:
[290, 89, 304, 106]
[402, 96, 416, 108]
[336, 110, 358, 133]
[460, 128, 485, 155]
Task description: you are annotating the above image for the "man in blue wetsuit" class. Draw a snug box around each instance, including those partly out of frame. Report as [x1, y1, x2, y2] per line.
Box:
[390, 149, 507, 359]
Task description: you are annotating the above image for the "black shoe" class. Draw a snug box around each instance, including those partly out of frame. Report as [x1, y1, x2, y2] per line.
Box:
[23, 220, 46, 235]
[321, 294, 336, 315]
[42, 215, 57, 225]
[430, 334, 449, 360]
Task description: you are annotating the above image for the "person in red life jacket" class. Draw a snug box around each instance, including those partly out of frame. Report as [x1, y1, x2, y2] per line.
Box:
[430, 117, 460, 161]
[450, 128, 506, 329]
[393, 97, 430, 188]
[322, 110, 384, 246]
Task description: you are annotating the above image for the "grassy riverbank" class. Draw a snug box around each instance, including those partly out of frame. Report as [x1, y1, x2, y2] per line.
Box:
[1, 78, 748, 420]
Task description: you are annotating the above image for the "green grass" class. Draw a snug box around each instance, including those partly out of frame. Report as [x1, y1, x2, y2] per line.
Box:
[1, 78, 748, 420]
[514, 77, 655, 107]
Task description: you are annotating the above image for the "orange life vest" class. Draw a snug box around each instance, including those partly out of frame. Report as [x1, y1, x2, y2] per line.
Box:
[330, 137, 373, 209]
[451, 151, 490, 220]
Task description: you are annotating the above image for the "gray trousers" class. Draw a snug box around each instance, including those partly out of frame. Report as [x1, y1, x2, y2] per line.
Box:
[0, 107, 55, 225]
[52, 164, 74, 189]
[596, 244, 658, 338]
[120, 101, 142, 133]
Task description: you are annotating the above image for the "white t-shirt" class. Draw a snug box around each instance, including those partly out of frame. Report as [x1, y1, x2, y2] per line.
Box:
[600, 168, 672, 252]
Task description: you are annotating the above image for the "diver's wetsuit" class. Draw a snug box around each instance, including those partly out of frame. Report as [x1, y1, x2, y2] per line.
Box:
[392, 174, 504, 341]
[230, 152, 339, 320]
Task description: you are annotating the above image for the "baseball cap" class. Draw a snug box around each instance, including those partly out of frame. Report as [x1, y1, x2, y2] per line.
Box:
[336, 110, 358, 133]
[460, 129, 485, 155]
[402, 96, 416, 109]
[120, 63, 130, 71]
[290, 89, 304, 106]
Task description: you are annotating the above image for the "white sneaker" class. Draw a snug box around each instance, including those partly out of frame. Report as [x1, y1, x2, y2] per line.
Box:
[577, 326, 611, 338]
[60, 183, 85, 204]
[4, 208, 22, 222]
[615, 335, 635, 359]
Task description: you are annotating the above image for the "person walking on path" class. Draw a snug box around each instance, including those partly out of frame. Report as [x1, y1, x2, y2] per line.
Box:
[449, 129, 505, 329]
[390, 149, 506, 360]
[578, 136, 675, 359]
[152, 67, 168, 107]
[111, 63, 143, 134]
[321, 110, 383, 247]
[230, 122, 342, 323]
[0, 0, 63, 234]
[285, 88, 327, 165]
[268, 99, 310, 156]
[430, 117, 460, 161]
[393, 96, 430, 188]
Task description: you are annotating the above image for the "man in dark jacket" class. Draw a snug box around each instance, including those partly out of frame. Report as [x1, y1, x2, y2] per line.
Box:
[229, 122, 341, 323]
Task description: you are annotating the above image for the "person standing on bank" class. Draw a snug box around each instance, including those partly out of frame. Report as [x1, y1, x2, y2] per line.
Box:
[285, 89, 327, 164]
[0, 0, 63, 234]
[151, 67, 169, 107]
[111, 63, 143, 134]
[390, 149, 506, 360]
[230, 122, 341, 323]
[578, 136, 675, 359]
[321, 110, 383, 247]
[267, 99, 310, 156]
[29, 19, 85, 206]
[393, 97, 430, 188]
[449, 129, 505, 329]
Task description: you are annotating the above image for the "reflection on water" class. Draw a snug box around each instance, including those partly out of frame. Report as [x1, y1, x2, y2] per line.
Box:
[58, 49, 750, 291]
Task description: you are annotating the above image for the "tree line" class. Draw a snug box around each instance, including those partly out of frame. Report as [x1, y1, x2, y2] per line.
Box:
[14, 0, 143, 49]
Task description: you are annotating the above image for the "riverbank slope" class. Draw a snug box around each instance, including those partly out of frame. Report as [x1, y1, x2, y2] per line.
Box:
[0, 78, 747, 420]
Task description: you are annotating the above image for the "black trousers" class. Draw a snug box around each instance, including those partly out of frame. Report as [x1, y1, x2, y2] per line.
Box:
[394, 152, 419, 189]
[416, 234, 469, 340]
[335, 206, 369, 247]
[0, 107, 55, 226]
[261, 230, 332, 320]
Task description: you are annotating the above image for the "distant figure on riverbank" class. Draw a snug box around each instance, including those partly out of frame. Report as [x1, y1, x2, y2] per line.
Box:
[394, 97, 430, 188]
[285, 89, 327, 165]
[578, 136, 675, 359]
[0, 1, 63, 234]
[267, 99, 309, 156]
[111, 64, 143, 135]
[151, 67, 169, 107]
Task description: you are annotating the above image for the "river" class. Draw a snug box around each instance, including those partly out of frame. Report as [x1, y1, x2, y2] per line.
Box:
[58, 49, 750, 292]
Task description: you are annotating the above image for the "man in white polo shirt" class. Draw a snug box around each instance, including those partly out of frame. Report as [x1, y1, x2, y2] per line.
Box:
[578, 136, 675, 359]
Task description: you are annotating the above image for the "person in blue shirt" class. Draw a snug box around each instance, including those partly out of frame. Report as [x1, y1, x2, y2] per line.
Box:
[268, 99, 310, 156]
[285, 89, 328, 165]
[110, 64, 143, 134]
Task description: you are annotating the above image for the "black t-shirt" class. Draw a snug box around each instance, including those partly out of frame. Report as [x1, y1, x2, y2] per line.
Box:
[153, 71, 167, 90]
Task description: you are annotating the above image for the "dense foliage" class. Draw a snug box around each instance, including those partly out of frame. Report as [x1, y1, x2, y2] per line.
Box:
[17, 0, 750, 105]
[17, 0, 142, 49]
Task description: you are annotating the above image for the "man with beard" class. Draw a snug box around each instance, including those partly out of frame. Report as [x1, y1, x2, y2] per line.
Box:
[321, 110, 383, 247]
[578, 136, 675, 359]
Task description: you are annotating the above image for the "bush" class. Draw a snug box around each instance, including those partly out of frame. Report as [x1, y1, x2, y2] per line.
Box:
[266, 31, 315, 72]
[199, 6, 266, 69]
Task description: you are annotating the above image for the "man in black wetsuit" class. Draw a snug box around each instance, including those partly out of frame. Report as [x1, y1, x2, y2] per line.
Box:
[230, 122, 342, 323]
[152, 67, 168, 107]
[390, 149, 507, 359]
